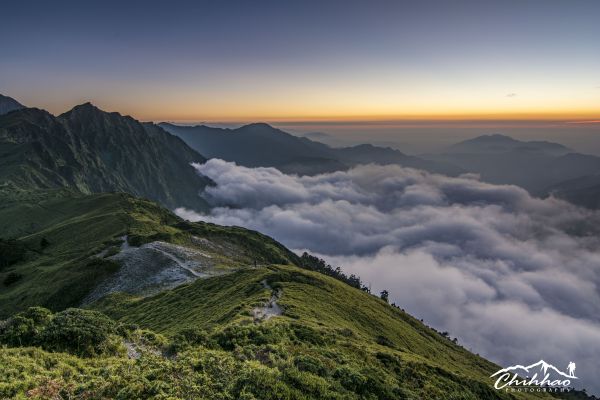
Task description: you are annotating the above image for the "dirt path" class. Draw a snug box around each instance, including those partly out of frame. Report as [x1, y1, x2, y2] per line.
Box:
[253, 279, 282, 321]
[82, 236, 214, 304]
[145, 242, 205, 278]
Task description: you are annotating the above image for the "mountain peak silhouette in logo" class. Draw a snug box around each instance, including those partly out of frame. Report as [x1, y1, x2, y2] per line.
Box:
[491, 360, 577, 380]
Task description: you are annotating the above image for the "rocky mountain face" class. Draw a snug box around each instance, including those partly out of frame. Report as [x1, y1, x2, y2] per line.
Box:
[0, 103, 210, 210]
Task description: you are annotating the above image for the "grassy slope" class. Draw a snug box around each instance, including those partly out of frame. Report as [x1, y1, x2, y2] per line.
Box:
[93, 265, 555, 400]
[0, 192, 561, 399]
[0, 191, 131, 316]
[95, 268, 271, 332]
[0, 191, 298, 318]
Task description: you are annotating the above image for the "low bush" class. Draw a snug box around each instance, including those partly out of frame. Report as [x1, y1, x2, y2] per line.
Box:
[375, 334, 395, 348]
[293, 355, 329, 377]
[40, 308, 120, 357]
[375, 351, 402, 372]
[214, 324, 288, 351]
[171, 327, 215, 352]
[0, 307, 53, 346]
[0, 307, 124, 357]
[334, 366, 367, 393]
[291, 323, 327, 345]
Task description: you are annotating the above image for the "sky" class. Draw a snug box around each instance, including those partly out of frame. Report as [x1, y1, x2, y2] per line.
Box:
[1, 0, 600, 125]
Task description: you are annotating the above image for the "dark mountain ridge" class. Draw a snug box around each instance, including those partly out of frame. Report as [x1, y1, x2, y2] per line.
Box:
[160, 122, 463, 176]
[0, 103, 210, 210]
[160, 122, 332, 168]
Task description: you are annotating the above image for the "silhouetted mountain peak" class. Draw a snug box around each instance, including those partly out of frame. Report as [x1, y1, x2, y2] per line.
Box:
[62, 102, 105, 116]
[239, 122, 275, 130]
[0, 94, 26, 115]
[59, 103, 113, 124]
[59, 103, 142, 129]
[234, 122, 297, 141]
[458, 134, 519, 145]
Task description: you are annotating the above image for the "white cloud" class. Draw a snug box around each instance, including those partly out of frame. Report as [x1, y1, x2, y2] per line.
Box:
[178, 159, 600, 393]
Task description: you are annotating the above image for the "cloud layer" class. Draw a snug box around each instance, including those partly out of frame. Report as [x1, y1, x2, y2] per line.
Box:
[178, 159, 600, 393]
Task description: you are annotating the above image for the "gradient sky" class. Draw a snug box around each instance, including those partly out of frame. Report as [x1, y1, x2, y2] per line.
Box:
[1, 0, 599, 122]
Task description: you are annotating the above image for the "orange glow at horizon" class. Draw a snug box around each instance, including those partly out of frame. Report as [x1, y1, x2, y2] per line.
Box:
[31, 82, 600, 125]
[121, 93, 600, 124]
[136, 109, 600, 124]
[119, 97, 600, 123]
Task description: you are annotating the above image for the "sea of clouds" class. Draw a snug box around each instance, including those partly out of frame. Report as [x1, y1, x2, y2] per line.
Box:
[177, 158, 600, 393]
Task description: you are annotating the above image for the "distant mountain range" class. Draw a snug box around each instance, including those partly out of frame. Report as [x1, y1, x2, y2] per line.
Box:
[4, 92, 600, 211]
[422, 134, 600, 207]
[160, 122, 600, 209]
[159, 122, 463, 176]
[447, 134, 572, 156]
[159, 123, 600, 208]
[0, 100, 211, 210]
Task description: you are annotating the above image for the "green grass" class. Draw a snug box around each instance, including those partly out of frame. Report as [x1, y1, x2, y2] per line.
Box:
[0, 265, 560, 399]
[94, 268, 271, 333]
[0, 191, 571, 399]
[90, 264, 558, 400]
[0, 191, 299, 318]
[0, 191, 132, 317]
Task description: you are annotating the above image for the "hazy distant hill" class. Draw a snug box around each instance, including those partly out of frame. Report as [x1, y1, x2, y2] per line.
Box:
[333, 143, 461, 173]
[423, 134, 600, 198]
[160, 123, 336, 170]
[447, 133, 572, 156]
[160, 122, 463, 176]
[0, 94, 25, 115]
[0, 103, 211, 210]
